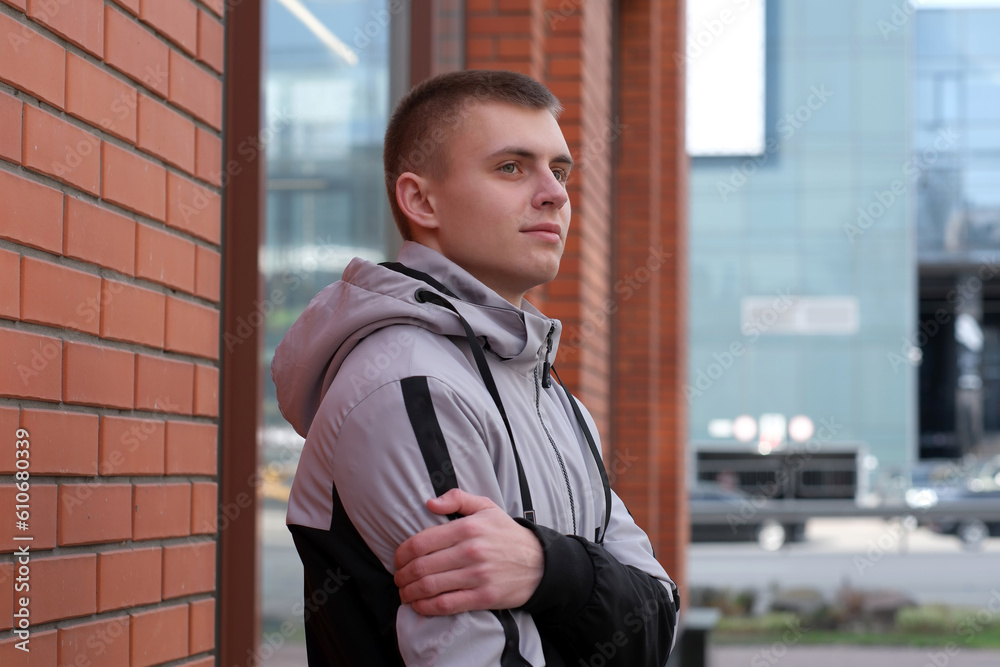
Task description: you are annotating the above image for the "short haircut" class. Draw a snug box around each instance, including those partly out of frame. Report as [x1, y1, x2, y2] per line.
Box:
[383, 69, 562, 240]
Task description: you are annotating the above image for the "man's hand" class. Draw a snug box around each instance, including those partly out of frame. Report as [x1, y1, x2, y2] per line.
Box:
[393, 488, 544, 616]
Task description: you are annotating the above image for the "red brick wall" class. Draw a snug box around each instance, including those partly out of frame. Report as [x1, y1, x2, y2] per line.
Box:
[614, 0, 688, 594]
[465, 0, 688, 593]
[0, 0, 223, 663]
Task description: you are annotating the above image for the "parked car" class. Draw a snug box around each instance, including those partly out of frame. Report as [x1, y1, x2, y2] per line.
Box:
[924, 486, 1000, 550]
[688, 482, 803, 550]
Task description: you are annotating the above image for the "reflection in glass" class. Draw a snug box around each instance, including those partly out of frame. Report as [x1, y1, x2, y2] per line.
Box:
[259, 0, 392, 662]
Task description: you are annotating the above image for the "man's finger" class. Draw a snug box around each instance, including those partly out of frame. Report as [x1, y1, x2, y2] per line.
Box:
[426, 488, 497, 517]
[410, 589, 488, 617]
[394, 518, 470, 570]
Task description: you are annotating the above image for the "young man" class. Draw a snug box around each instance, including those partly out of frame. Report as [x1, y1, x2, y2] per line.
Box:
[272, 70, 679, 666]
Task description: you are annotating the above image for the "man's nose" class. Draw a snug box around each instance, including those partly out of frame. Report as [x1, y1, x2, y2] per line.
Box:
[532, 170, 569, 210]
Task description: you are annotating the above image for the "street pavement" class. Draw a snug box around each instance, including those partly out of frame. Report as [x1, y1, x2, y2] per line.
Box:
[689, 517, 1000, 607]
[260, 509, 1000, 665]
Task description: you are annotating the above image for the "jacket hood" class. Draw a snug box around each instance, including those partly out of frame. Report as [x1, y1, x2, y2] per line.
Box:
[271, 241, 562, 438]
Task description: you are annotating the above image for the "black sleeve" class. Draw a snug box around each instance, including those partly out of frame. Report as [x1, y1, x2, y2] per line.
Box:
[515, 520, 679, 667]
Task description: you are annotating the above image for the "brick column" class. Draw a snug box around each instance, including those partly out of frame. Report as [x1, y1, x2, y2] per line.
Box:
[465, 0, 615, 437]
[0, 0, 223, 662]
[613, 0, 688, 593]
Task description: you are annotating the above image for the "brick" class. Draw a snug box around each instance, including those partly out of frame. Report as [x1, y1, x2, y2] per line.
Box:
[0, 329, 62, 402]
[194, 245, 220, 302]
[0, 90, 21, 164]
[133, 483, 191, 541]
[0, 0, 26, 11]
[162, 541, 215, 598]
[0, 483, 56, 551]
[0, 249, 19, 320]
[27, 0, 104, 58]
[134, 354, 194, 414]
[0, 562, 11, 630]
[138, 94, 196, 172]
[194, 127, 221, 185]
[59, 617, 130, 667]
[64, 197, 136, 276]
[65, 53, 138, 144]
[135, 223, 196, 292]
[169, 50, 222, 130]
[99, 415, 165, 476]
[0, 169, 64, 253]
[166, 172, 221, 243]
[197, 9, 224, 73]
[32, 553, 97, 624]
[104, 5, 170, 97]
[101, 142, 167, 221]
[97, 547, 162, 612]
[19, 408, 99, 475]
[165, 420, 217, 475]
[0, 13, 66, 108]
[468, 15, 532, 34]
[165, 297, 219, 360]
[111, 0, 138, 15]
[20, 256, 102, 335]
[100, 279, 166, 347]
[186, 658, 216, 667]
[188, 597, 215, 652]
[192, 364, 219, 417]
[140, 0, 198, 55]
[190, 481, 217, 534]
[58, 483, 132, 546]
[0, 630, 57, 665]
[130, 604, 189, 667]
[63, 341, 134, 409]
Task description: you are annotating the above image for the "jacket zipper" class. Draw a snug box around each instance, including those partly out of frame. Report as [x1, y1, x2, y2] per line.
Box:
[534, 324, 577, 534]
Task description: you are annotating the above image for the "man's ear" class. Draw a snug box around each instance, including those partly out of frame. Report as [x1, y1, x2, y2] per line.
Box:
[395, 172, 439, 234]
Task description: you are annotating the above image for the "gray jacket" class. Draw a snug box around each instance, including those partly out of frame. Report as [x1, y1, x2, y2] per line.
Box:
[273, 241, 678, 666]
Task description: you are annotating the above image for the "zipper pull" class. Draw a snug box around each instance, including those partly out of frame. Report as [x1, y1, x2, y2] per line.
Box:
[542, 324, 555, 388]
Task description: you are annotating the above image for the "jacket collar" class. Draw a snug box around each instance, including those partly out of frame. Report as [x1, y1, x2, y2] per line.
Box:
[394, 242, 562, 372]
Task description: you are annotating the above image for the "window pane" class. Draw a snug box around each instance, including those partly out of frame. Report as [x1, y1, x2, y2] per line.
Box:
[259, 0, 394, 662]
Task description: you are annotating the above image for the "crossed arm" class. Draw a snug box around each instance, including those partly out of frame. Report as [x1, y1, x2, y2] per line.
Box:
[334, 376, 678, 666]
[395, 489, 678, 667]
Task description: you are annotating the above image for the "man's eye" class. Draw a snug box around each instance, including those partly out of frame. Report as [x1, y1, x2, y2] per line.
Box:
[500, 163, 518, 174]
[553, 169, 569, 183]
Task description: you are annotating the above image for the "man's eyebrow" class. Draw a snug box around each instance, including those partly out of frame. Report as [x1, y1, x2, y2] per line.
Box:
[488, 146, 574, 168]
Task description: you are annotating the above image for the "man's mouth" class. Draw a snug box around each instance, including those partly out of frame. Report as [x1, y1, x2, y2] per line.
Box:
[521, 223, 563, 242]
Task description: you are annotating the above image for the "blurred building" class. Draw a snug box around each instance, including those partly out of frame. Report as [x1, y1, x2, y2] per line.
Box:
[686, 0, 1000, 498]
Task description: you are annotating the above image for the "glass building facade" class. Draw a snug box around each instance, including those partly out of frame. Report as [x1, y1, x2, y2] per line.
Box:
[914, 8, 1000, 459]
[687, 0, 1000, 491]
[259, 0, 395, 658]
[686, 0, 915, 483]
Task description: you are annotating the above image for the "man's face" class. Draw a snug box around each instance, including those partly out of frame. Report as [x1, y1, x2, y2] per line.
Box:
[421, 102, 573, 305]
